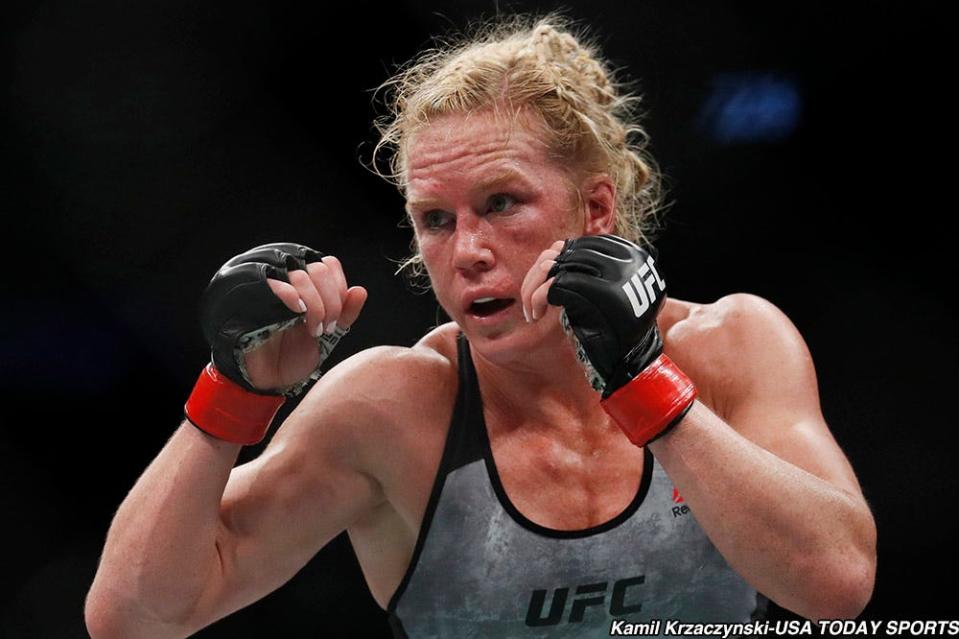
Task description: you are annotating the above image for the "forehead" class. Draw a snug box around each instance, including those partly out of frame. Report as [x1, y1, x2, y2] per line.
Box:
[404, 110, 559, 196]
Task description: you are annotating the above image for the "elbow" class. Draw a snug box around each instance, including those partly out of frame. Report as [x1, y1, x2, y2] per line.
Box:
[85, 583, 185, 639]
[842, 546, 878, 618]
[85, 589, 129, 639]
[791, 546, 876, 621]
[826, 512, 878, 619]
[800, 502, 878, 620]
[811, 555, 876, 620]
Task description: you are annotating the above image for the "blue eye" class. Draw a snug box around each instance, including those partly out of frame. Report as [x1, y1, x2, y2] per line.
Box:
[424, 210, 451, 229]
[487, 194, 516, 213]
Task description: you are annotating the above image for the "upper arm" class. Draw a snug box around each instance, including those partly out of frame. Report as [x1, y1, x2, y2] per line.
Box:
[185, 346, 408, 628]
[690, 294, 865, 498]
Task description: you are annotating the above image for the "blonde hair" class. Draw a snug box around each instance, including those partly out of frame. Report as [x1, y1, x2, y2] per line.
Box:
[371, 14, 664, 279]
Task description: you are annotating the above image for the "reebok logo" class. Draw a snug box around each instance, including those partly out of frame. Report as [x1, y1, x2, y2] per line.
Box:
[671, 486, 689, 518]
[621, 256, 666, 318]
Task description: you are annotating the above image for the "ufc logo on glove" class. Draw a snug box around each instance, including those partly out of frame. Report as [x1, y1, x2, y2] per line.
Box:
[621, 257, 665, 318]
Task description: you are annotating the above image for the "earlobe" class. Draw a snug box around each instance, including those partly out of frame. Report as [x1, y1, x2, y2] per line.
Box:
[581, 175, 617, 236]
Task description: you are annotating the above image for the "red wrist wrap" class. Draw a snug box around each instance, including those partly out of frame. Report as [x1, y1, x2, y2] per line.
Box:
[601, 353, 698, 447]
[184, 363, 285, 445]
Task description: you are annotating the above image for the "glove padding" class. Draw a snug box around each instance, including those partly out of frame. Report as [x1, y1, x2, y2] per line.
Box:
[200, 242, 336, 396]
[547, 235, 667, 397]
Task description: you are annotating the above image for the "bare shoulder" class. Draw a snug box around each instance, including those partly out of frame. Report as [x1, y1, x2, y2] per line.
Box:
[662, 294, 807, 352]
[661, 294, 819, 418]
[662, 297, 867, 497]
[295, 324, 459, 432]
[275, 323, 461, 475]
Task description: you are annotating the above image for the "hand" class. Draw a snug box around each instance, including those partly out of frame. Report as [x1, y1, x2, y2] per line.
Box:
[200, 243, 367, 395]
[520, 239, 566, 323]
[543, 235, 666, 396]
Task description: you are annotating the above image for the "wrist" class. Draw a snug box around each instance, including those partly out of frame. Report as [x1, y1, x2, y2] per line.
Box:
[184, 363, 286, 445]
[601, 353, 697, 447]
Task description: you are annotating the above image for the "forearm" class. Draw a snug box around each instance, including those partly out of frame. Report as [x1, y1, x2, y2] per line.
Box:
[86, 421, 242, 637]
[648, 402, 876, 620]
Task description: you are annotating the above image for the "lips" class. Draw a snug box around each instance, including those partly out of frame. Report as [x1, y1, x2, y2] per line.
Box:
[469, 297, 515, 317]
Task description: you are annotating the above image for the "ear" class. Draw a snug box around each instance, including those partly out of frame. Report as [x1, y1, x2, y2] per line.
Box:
[580, 174, 617, 236]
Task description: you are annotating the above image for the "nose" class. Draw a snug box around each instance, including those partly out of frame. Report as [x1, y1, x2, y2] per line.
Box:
[451, 217, 494, 274]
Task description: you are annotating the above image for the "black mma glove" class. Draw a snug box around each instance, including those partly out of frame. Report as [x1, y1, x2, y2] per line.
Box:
[185, 242, 348, 445]
[200, 242, 347, 396]
[547, 234, 696, 446]
[546, 235, 666, 396]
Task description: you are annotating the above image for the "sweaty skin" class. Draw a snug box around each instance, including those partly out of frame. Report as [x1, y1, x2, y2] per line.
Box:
[85, 110, 875, 638]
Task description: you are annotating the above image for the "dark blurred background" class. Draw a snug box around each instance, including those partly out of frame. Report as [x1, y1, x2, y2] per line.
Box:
[2, 1, 954, 636]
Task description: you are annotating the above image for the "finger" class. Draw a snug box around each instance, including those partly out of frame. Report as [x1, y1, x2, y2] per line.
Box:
[321, 255, 348, 293]
[522, 250, 562, 321]
[307, 261, 343, 334]
[266, 278, 306, 314]
[323, 255, 347, 312]
[530, 276, 556, 321]
[319, 256, 351, 332]
[520, 245, 562, 313]
[339, 286, 368, 328]
[288, 268, 326, 337]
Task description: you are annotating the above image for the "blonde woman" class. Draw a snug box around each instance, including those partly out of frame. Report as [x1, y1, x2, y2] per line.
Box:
[86, 16, 875, 638]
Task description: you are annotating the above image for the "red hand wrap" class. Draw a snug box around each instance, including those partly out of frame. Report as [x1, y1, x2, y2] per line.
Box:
[184, 363, 285, 445]
[601, 354, 698, 447]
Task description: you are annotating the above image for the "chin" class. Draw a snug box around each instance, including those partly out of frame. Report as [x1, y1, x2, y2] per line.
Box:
[461, 310, 564, 365]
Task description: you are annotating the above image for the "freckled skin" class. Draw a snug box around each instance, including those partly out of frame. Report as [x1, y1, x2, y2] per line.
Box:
[87, 109, 875, 638]
[400, 110, 662, 571]
[394, 112, 875, 621]
[406, 111, 586, 367]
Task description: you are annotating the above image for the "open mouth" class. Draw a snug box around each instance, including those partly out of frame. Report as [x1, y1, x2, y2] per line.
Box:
[469, 297, 515, 318]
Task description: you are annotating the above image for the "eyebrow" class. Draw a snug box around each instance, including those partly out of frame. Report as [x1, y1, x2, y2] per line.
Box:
[405, 166, 533, 215]
[476, 166, 533, 193]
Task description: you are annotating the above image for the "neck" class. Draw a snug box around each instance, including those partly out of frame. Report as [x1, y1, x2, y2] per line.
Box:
[468, 326, 608, 434]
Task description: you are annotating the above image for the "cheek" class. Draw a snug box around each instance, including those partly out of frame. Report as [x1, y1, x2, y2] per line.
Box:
[507, 206, 581, 253]
[416, 236, 452, 295]
[417, 235, 444, 271]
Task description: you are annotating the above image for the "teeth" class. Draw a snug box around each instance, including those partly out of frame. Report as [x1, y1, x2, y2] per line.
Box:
[474, 297, 496, 304]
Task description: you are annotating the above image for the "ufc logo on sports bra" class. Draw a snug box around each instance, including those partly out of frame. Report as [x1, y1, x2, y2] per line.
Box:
[621, 256, 665, 318]
[524, 575, 645, 626]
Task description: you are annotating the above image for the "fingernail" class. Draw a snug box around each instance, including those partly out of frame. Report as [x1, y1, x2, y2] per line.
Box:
[298, 299, 307, 313]
[315, 322, 324, 338]
[531, 308, 539, 321]
[523, 307, 530, 323]
[325, 320, 338, 335]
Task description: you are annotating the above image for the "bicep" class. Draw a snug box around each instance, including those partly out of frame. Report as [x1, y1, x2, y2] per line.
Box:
[721, 295, 865, 498]
[734, 407, 865, 500]
[189, 387, 385, 627]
